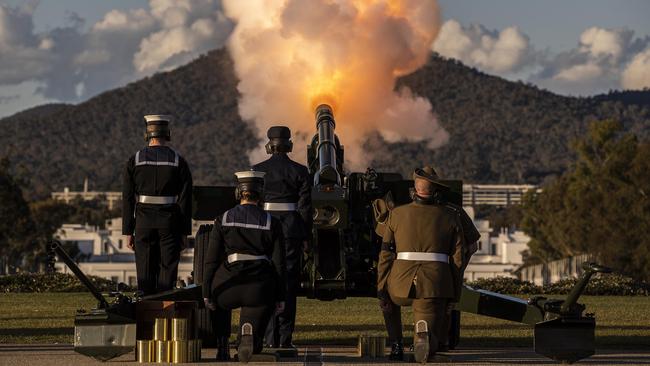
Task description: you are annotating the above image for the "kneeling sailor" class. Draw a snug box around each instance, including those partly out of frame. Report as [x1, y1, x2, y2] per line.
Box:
[203, 171, 287, 363]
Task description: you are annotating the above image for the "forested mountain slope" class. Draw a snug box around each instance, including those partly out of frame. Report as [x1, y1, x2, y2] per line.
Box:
[1, 49, 648, 198]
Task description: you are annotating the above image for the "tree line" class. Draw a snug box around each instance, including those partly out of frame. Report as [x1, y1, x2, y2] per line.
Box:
[519, 120, 650, 281]
[0, 157, 119, 273]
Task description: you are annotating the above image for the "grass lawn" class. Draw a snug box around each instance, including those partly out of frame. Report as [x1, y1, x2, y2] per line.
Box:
[0, 293, 648, 348]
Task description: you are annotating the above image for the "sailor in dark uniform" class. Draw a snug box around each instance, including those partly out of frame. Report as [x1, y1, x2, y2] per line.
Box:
[122, 114, 193, 295]
[252, 126, 311, 348]
[203, 171, 287, 363]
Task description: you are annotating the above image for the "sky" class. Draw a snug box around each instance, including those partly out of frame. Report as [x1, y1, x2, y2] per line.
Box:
[0, 0, 649, 119]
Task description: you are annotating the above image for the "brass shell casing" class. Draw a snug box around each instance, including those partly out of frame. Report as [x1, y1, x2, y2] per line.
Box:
[188, 339, 202, 362]
[171, 340, 189, 363]
[187, 339, 195, 362]
[155, 340, 171, 363]
[153, 318, 169, 341]
[375, 336, 386, 358]
[358, 335, 386, 358]
[171, 318, 188, 341]
[136, 340, 154, 363]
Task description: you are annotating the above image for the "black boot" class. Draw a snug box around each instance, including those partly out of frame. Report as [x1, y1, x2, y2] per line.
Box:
[388, 341, 404, 361]
[216, 337, 230, 361]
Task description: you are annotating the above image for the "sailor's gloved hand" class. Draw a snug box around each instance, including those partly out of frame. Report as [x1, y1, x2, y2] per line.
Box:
[275, 301, 285, 315]
[126, 235, 135, 251]
[204, 297, 216, 311]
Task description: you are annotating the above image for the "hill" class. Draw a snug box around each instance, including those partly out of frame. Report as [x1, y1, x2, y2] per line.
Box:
[371, 56, 650, 183]
[1, 49, 649, 198]
[0, 49, 256, 198]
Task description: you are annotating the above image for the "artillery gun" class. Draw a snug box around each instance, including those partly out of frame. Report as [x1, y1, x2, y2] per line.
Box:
[193, 103, 612, 363]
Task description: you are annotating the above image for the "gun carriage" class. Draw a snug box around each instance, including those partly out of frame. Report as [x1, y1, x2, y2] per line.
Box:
[49, 241, 202, 361]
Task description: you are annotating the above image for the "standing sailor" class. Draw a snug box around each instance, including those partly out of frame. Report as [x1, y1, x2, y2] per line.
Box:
[253, 126, 312, 349]
[203, 171, 287, 363]
[122, 114, 193, 295]
[376, 166, 468, 363]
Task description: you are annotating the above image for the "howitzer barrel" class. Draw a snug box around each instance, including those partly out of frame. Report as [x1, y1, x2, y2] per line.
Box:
[314, 104, 340, 186]
[50, 240, 110, 309]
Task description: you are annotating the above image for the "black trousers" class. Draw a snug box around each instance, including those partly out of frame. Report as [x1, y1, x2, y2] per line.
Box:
[383, 301, 403, 343]
[134, 227, 182, 295]
[264, 238, 301, 347]
[213, 277, 276, 354]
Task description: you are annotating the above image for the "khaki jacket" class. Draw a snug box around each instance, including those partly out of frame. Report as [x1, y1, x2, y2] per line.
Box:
[377, 201, 466, 301]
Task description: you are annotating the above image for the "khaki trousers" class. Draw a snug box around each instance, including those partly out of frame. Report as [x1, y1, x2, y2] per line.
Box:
[390, 293, 448, 353]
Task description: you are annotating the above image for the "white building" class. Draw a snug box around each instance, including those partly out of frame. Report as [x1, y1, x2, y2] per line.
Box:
[55, 209, 531, 287]
[51, 179, 122, 210]
[463, 208, 530, 281]
[54, 217, 201, 287]
[52, 183, 540, 212]
[462, 184, 539, 206]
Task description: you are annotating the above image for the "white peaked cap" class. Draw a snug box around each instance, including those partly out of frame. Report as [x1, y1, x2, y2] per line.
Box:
[235, 170, 266, 180]
[144, 114, 173, 123]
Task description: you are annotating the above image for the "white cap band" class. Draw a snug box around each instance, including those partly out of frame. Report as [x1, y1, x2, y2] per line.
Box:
[235, 170, 266, 179]
[144, 114, 173, 123]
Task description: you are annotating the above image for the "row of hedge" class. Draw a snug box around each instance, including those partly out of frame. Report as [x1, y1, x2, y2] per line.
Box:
[2, 272, 648, 296]
[0, 272, 133, 293]
[466, 274, 650, 296]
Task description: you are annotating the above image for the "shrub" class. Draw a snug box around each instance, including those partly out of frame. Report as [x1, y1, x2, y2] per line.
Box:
[543, 274, 650, 296]
[465, 274, 650, 296]
[0, 272, 133, 293]
[465, 276, 542, 295]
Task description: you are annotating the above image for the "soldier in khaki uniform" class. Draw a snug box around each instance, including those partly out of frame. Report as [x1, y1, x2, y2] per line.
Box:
[375, 169, 480, 360]
[377, 166, 468, 363]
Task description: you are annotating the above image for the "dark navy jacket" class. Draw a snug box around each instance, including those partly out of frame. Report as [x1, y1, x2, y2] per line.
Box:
[122, 145, 193, 235]
[253, 153, 312, 240]
[202, 204, 287, 300]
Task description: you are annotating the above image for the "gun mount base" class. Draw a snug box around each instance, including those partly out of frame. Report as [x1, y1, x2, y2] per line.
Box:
[74, 323, 136, 361]
[534, 317, 595, 364]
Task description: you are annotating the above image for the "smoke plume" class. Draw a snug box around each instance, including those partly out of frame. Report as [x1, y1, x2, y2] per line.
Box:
[222, 0, 448, 169]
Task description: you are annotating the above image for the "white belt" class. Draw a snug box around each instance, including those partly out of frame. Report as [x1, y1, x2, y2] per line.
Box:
[137, 195, 177, 204]
[227, 253, 269, 264]
[397, 252, 449, 263]
[263, 202, 298, 211]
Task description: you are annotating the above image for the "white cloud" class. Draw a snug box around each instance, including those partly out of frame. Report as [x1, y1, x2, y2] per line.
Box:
[92, 9, 155, 32]
[0, 0, 232, 102]
[2, 2, 650, 111]
[554, 63, 602, 82]
[532, 27, 650, 95]
[579, 27, 632, 62]
[0, 81, 58, 118]
[0, 4, 52, 84]
[134, 16, 229, 73]
[73, 49, 111, 66]
[0, 94, 18, 104]
[433, 21, 650, 95]
[433, 19, 534, 74]
[621, 48, 650, 90]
